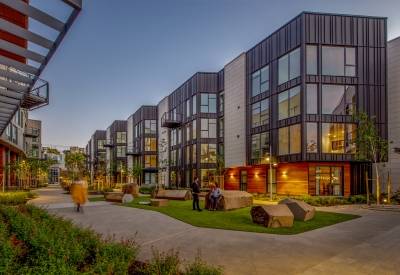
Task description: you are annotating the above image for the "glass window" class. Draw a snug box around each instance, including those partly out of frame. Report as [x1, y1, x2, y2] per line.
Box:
[278, 86, 300, 120]
[306, 45, 318, 75]
[220, 92, 224, 112]
[6, 124, 11, 141]
[170, 170, 177, 186]
[252, 102, 261, 127]
[192, 95, 197, 115]
[98, 140, 104, 150]
[316, 166, 343, 196]
[307, 123, 318, 153]
[144, 173, 156, 184]
[12, 125, 17, 144]
[192, 144, 196, 164]
[192, 119, 196, 139]
[177, 148, 181, 166]
[252, 132, 270, 160]
[322, 46, 356, 77]
[252, 66, 269, 97]
[170, 150, 176, 166]
[117, 132, 126, 143]
[289, 124, 301, 154]
[201, 119, 216, 138]
[201, 144, 217, 163]
[177, 128, 181, 144]
[145, 155, 156, 168]
[251, 134, 260, 159]
[306, 84, 318, 114]
[322, 123, 356, 154]
[252, 99, 269, 128]
[117, 146, 126, 157]
[219, 143, 224, 157]
[201, 169, 215, 188]
[260, 99, 269, 125]
[278, 48, 300, 85]
[186, 123, 190, 141]
[145, 120, 157, 134]
[170, 129, 176, 146]
[201, 93, 217, 113]
[322, 85, 356, 115]
[278, 126, 290, 155]
[32, 145, 38, 157]
[186, 146, 190, 164]
[219, 118, 224, 138]
[145, 138, 156, 151]
[186, 99, 190, 118]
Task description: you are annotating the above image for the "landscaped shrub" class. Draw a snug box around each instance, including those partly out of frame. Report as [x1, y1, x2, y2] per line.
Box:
[130, 247, 224, 275]
[37, 183, 49, 188]
[87, 185, 95, 190]
[101, 187, 114, 194]
[139, 186, 156, 194]
[0, 204, 139, 274]
[0, 191, 37, 206]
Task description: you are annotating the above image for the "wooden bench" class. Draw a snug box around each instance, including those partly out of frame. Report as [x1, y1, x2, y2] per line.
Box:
[150, 199, 169, 207]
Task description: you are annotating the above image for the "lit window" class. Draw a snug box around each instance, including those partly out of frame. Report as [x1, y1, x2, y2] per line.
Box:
[200, 144, 216, 163]
[278, 48, 300, 85]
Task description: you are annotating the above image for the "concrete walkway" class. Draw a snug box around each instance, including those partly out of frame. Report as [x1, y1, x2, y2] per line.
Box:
[31, 185, 400, 275]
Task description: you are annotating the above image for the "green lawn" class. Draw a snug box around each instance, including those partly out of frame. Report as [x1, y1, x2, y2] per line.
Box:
[118, 197, 360, 235]
[88, 197, 106, 202]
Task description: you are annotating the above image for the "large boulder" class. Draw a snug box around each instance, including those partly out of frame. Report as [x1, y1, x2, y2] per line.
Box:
[278, 198, 315, 221]
[156, 189, 193, 201]
[122, 183, 140, 198]
[105, 192, 124, 203]
[205, 190, 253, 211]
[250, 205, 294, 228]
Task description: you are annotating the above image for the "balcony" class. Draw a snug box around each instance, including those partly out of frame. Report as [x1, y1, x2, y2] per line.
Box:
[161, 112, 182, 128]
[21, 78, 49, 110]
[25, 127, 39, 138]
[126, 145, 140, 155]
[103, 139, 114, 147]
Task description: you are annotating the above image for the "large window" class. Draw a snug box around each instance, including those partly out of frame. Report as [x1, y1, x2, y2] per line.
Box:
[251, 132, 269, 160]
[145, 120, 157, 134]
[252, 65, 269, 97]
[201, 119, 216, 138]
[220, 92, 224, 112]
[201, 94, 217, 113]
[192, 144, 196, 164]
[6, 124, 11, 141]
[307, 123, 318, 153]
[117, 132, 126, 143]
[98, 140, 105, 150]
[170, 129, 176, 146]
[145, 155, 156, 168]
[252, 99, 269, 127]
[322, 46, 356, 76]
[278, 86, 300, 120]
[117, 146, 126, 157]
[219, 143, 224, 157]
[306, 84, 318, 114]
[12, 125, 17, 144]
[186, 99, 190, 118]
[200, 144, 216, 163]
[192, 95, 197, 115]
[32, 145, 38, 157]
[278, 124, 301, 155]
[219, 118, 224, 138]
[134, 122, 141, 138]
[177, 148, 181, 166]
[145, 173, 156, 184]
[186, 146, 190, 164]
[306, 45, 318, 75]
[177, 128, 181, 144]
[322, 123, 356, 154]
[186, 123, 190, 141]
[315, 166, 343, 196]
[278, 48, 300, 85]
[192, 119, 197, 139]
[170, 150, 176, 166]
[201, 169, 215, 188]
[322, 85, 356, 115]
[145, 138, 156, 151]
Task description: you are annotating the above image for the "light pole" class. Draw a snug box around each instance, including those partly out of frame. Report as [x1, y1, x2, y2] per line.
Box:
[121, 169, 123, 185]
[269, 145, 273, 202]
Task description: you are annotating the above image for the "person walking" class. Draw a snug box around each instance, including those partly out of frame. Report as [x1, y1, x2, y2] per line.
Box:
[212, 183, 221, 211]
[71, 176, 87, 213]
[191, 177, 202, 212]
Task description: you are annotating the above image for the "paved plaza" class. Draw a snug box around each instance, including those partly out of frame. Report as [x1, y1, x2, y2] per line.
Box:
[33, 185, 400, 275]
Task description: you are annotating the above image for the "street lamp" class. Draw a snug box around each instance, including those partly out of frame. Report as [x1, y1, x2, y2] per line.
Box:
[269, 145, 273, 202]
[121, 169, 123, 184]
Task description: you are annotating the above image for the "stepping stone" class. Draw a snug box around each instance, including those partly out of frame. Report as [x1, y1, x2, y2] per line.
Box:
[138, 202, 151, 205]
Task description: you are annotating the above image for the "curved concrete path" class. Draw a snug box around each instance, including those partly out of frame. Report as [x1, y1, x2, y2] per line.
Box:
[31, 185, 400, 275]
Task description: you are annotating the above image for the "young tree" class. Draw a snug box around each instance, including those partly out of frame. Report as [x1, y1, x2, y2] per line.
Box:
[156, 138, 169, 187]
[214, 153, 227, 189]
[350, 110, 389, 205]
[127, 162, 143, 185]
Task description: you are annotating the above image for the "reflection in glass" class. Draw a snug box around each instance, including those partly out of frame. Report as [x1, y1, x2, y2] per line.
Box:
[289, 86, 301, 117]
[186, 146, 190, 164]
[261, 66, 269, 93]
[307, 123, 318, 153]
[192, 144, 196, 164]
[315, 166, 343, 196]
[306, 45, 318, 75]
[306, 84, 318, 114]
[322, 46, 344, 76]
[345, 48, 356, 65]
[193, 95, 197, 115]
[289, 48, 300, 80]
[260, 132, 270, 160]
[278, 126, 289, 155]
[278, 90, 289, 120]
[260, 99, 269, 125]
[251, 134, 260, 159]
[322, 85, 356, 115]
[278, 54, 289, 85]
[252, 102, 261, 127]
[345, 124, 356, 153]
[289, 124, 301, 154]
[192, 119, 196, 139]
[252, 71, 260, 97]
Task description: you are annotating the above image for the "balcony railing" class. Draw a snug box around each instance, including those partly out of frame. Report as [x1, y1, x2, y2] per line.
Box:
[21, 78, 49, 111]
[103, 139, 114, 147]
[126, 145, 140, 155]
[25, 127, 40, 138]
[161, 112, 182, 128]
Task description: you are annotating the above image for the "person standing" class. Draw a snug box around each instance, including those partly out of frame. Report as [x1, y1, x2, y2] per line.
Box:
[191, 177, 202, 212]
[213, 183, 221, 211]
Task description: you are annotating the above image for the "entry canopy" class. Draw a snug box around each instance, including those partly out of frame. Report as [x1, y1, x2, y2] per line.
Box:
[0, 0, 82, 134]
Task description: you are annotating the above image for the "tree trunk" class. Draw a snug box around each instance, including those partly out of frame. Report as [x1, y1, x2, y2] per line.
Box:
[375, 162, 380, 205]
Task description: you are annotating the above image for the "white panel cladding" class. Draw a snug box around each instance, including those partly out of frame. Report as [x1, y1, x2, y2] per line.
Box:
[382, 37, 400, 193]
[127, 114, 134, 169]
[157, 96, 170, 186]
[224, 53, 246, 167]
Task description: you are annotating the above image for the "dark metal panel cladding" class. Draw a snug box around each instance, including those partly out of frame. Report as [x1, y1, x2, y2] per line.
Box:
[218, 69, 224, 92]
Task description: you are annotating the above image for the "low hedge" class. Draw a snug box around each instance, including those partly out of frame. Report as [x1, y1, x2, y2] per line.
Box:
[37, 184, 49, 188]
[0, 191, 37, 206]
[139, 186, 156, 194]
[0, 205, 224, 274]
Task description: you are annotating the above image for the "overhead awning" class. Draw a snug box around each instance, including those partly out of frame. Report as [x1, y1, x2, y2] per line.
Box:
[0, 0, 82, 134]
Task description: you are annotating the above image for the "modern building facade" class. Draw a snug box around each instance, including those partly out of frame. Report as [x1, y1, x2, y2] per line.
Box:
[0, 0, 82, 189]
[85, 11, 388, 196]
[105, 120, 127, 184]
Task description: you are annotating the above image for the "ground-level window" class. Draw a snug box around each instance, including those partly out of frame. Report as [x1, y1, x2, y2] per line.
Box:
[315, 166, 343, 196]
[144, 173, 156, 184]
[201, 169, 215, 188]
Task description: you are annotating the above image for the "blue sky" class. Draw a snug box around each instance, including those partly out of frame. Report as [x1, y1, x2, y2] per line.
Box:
[27, 0, 400, 150]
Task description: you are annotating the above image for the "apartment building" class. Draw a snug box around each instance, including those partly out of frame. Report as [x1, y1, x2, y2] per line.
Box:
[86, 11, 388, 196]
[105, 120, 127, 184]
[0, 0, 82, 189]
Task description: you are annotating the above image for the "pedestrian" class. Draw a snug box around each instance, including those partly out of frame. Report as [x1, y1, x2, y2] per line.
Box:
[213, 182, 221, 211]
[209, 184, 216, 211]
[191, 176, 202, 212]
[71, 176, 87, 213]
